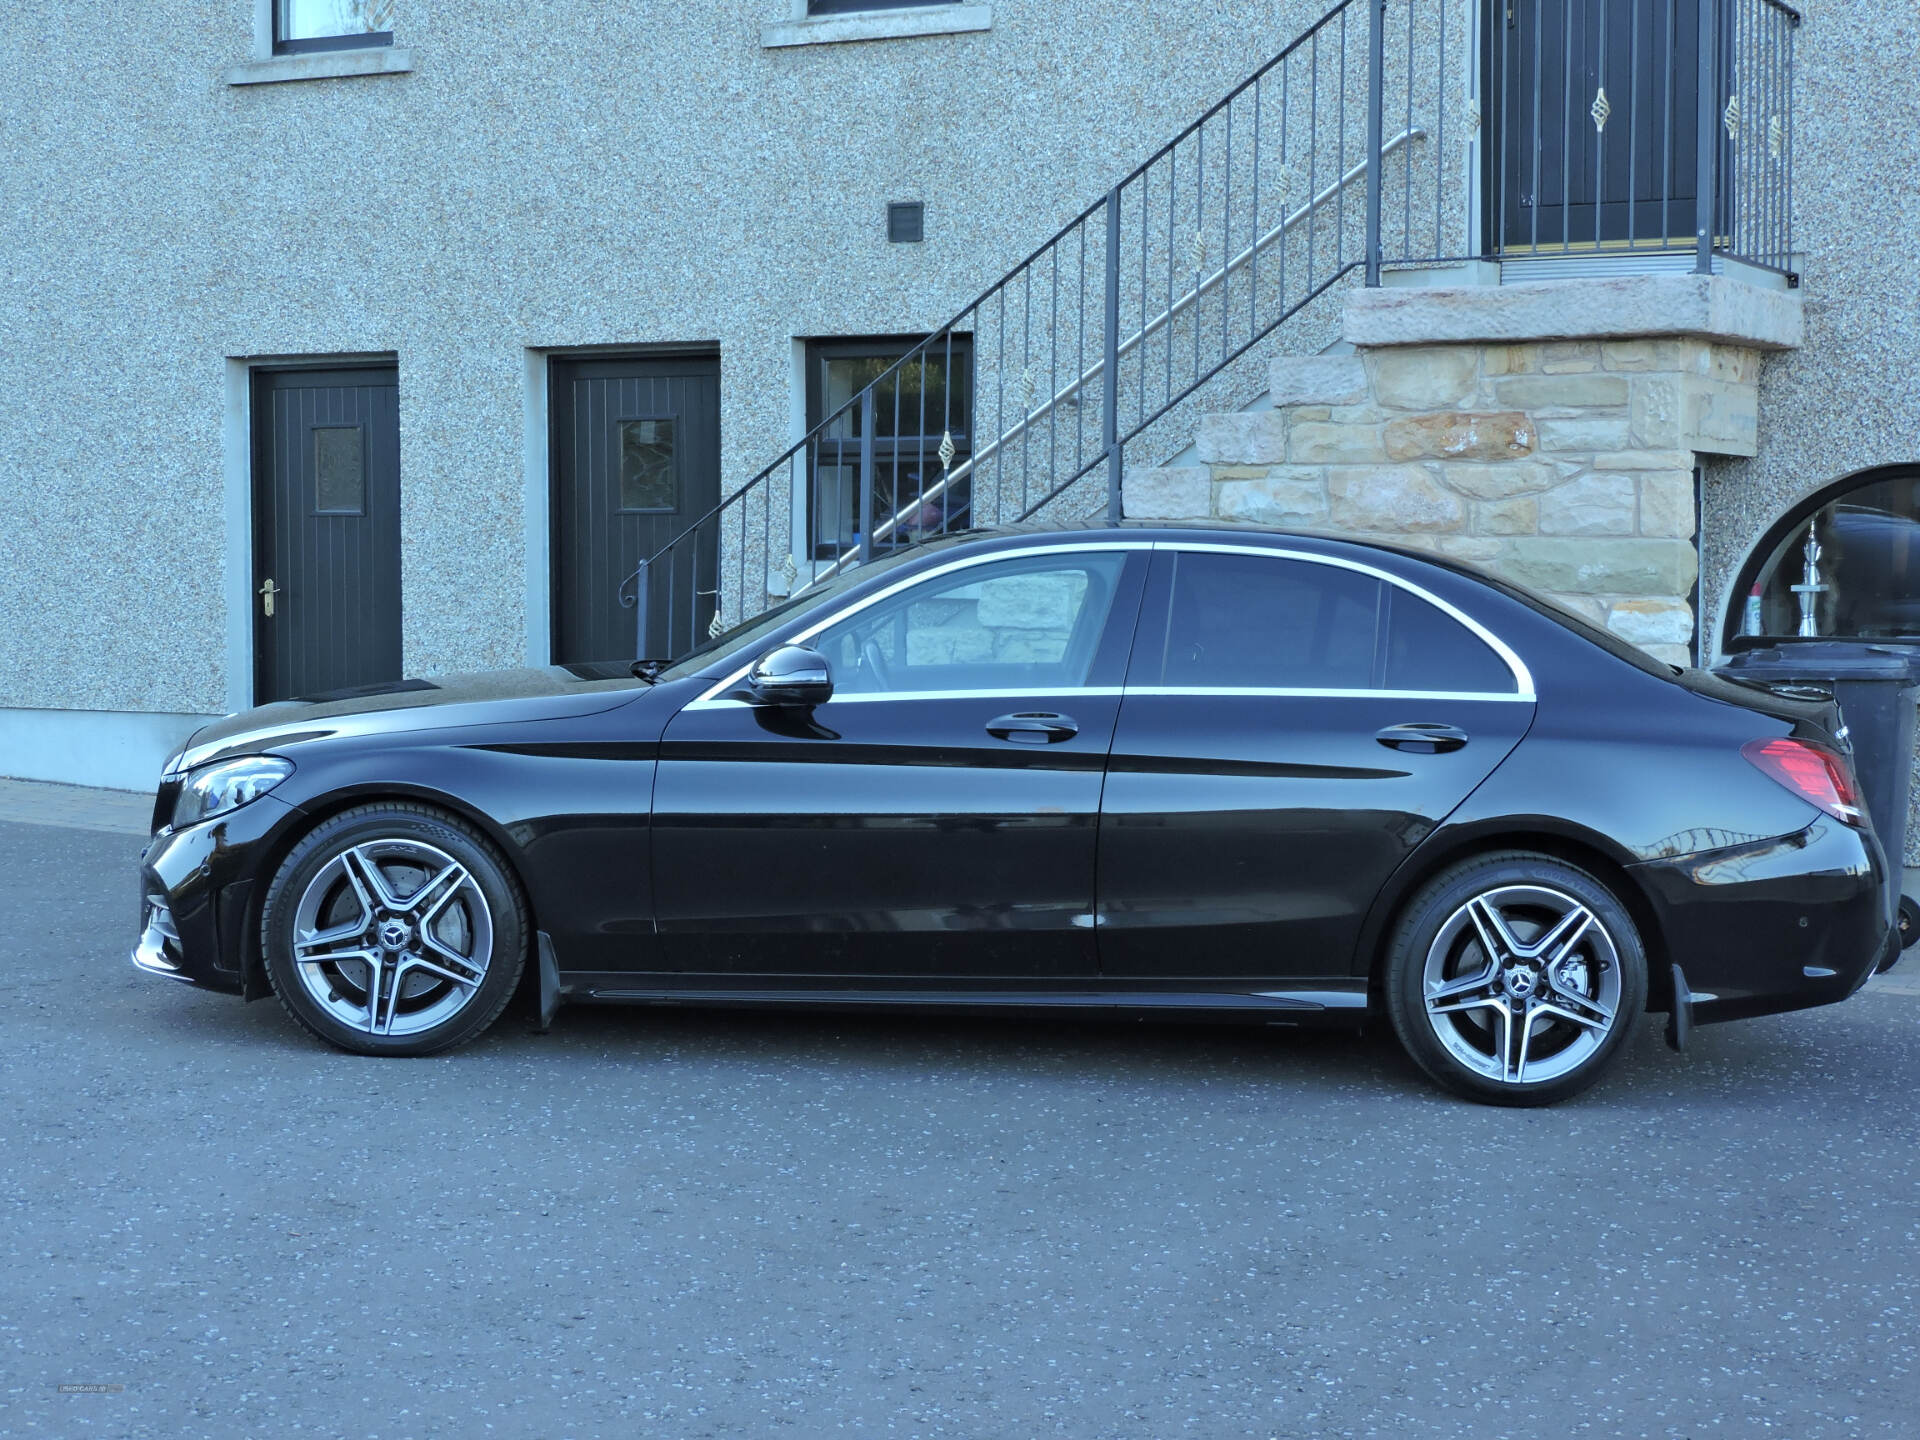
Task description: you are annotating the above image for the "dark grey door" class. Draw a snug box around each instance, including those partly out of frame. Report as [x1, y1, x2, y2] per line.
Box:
[1493, 0, 1719, 250]
[252, 366, 403, 703]
[552, 355, 721, 663]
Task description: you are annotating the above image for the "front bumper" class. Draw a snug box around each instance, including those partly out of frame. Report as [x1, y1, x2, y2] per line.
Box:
[131, 793, 304, 995]
[1632, 817, 1892, 1025]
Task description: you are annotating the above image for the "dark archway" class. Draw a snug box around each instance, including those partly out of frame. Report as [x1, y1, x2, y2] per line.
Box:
[1725, 464, 1920, 650]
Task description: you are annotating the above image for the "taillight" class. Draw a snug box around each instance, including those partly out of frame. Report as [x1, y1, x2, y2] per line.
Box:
[1741, 737, 1867, 827]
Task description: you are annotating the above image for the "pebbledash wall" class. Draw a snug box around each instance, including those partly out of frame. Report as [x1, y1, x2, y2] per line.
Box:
[0, 0, 1337, 787]
[6, 0, 1920, 855]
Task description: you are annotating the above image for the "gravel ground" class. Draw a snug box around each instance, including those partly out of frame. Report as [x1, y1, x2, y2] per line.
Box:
[3, 811, 1917, 1439]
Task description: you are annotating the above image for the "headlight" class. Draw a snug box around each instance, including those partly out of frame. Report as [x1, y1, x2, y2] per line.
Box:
[172, 756, 294, 828]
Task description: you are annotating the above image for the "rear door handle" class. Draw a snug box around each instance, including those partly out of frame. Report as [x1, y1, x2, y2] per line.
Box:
[1375, 722, 1470, 754]
[986, 711, 1080, 745]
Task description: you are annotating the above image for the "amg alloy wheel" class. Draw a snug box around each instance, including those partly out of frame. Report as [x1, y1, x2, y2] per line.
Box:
[261, 803, 526, 1056]
[1385, 853, 1647, 1106]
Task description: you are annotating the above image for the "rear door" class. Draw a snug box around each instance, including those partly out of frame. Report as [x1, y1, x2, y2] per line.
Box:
[1097, 545, 1536, 979]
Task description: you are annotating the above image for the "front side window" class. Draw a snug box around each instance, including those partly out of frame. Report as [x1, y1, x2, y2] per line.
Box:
[1144, 551, 1515, 694]
[814, 552, 1128, 697]
[806, 337, 972, 561]
[276, 0, 395, 53]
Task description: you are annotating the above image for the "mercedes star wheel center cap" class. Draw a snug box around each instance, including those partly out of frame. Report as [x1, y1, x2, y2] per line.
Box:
[379, 919, 412, 951]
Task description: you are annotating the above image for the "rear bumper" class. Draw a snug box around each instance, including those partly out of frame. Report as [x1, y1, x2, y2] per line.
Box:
[1632, 817, 1892, 1025]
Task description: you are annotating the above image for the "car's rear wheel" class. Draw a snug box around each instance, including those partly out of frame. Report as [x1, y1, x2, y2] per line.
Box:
[261, 803, 527, 1057]
[1384, 851, 1647, 1106]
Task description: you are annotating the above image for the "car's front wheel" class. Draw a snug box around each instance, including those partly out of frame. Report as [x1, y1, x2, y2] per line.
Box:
[1384, 851, 1647, 1106]
[260, 803, 527, 1056]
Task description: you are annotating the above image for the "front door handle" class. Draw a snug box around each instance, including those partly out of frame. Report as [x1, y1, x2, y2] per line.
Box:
[1375, 721, 1469, 754]
[986, 712, 1079, 745]
[259, 578, 279, 618]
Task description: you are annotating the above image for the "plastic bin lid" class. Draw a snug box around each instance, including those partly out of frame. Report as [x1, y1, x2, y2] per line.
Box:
[1717, 640, 1920, 682]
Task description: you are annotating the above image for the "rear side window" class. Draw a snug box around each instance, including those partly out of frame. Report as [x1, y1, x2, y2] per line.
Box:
[1153, 552, 1378, 688]
[1382, 586, 1517, 693]
[1142, 550, 1517, 694]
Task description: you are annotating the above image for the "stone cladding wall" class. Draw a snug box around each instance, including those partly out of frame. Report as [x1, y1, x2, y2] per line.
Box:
[1127, 337, 1769, 668]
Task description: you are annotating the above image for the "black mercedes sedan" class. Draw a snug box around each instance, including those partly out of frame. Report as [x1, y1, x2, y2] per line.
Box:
[134, 524, 1897, 1105]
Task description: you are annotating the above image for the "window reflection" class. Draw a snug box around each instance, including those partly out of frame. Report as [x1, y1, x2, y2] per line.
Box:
[278, 0, 393, 42]
[1744, 473, 1920, 639]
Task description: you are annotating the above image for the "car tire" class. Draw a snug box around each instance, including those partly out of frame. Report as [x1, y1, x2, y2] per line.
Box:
[1383, 850, 1647, 1107]
[260, 802, 528, 1057]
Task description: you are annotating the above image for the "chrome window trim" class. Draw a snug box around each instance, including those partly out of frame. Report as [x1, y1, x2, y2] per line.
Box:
[1126, 686, 1536, 703]
[687, 536, 1535, 709]
[819, 686, 1126, 705]
[688, 541, 1147, 708]
[1149, 541, 1536, 697]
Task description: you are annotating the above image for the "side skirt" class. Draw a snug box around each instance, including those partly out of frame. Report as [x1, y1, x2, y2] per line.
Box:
[552, 975, 1372, 1025]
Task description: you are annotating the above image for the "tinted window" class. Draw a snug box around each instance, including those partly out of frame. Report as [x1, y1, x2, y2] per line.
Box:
[1383, 588, 1517, 693]
[1146, 551, 1517, 694]
[1153, 553, 1382, 689]
[815, 552, 1128, 696]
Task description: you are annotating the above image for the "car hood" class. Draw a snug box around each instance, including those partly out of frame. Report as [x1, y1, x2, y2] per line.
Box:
[172, 664, 650, 771]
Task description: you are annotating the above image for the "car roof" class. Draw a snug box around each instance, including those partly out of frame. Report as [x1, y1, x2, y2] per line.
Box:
[936, 517, 1491, 581]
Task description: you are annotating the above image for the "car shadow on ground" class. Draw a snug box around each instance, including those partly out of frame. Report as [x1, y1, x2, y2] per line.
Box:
[129, 953, 1907, 1110]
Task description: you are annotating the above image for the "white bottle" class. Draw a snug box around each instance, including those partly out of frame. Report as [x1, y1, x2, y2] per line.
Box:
[1743, 583, 1764, 635]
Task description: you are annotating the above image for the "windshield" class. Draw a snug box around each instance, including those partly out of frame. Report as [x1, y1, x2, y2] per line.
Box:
[651, 544, 941, 682]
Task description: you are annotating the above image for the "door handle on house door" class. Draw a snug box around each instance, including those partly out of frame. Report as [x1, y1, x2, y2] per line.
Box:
[259, 579, 279, 618]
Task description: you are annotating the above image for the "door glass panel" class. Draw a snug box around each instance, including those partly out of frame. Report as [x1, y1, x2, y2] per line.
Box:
[618, 418, 677, 512]
[815, 553, 1127, 696]
[1155, 553, 1381, 689]
[312, 426, 365, 514]
[1383, 590, 1516, 693]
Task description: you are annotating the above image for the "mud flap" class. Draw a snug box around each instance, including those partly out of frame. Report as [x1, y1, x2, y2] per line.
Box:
[534, 932, 564, 1033]
[1664, 962, 1692, 1053]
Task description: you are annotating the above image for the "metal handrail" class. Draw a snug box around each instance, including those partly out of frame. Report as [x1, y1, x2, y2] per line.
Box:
[617, 0, 1795, 661]
[616, 0, 1373, 632]
[814, 125, 1427, 582]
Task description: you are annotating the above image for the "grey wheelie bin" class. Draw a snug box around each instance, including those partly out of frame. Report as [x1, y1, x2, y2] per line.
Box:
[1718, 639, 1920, 960]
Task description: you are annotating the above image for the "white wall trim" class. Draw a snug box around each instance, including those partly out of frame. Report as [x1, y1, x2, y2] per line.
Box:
[781, 338, 810, 597]
[251, 0, 273, 61]
[229, 49, 414, 85]
[763, 4, 991, 49]
[0, 709, 218, 793]
[522, 350, 553, 666]
[221, 360, 254, 715]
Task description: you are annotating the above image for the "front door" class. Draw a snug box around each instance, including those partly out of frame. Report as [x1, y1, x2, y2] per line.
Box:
[1098, 547, 1536, 979]
[252, 365, 403, 703]
[652, 546, 1148, 979]
[1492, 0, 1718, 251]
[551, 354, 721, 663]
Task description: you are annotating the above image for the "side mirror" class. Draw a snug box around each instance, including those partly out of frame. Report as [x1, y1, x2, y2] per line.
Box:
[748, 645, 834, 707]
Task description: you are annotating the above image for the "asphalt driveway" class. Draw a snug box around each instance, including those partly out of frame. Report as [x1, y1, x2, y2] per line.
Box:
[3, 786, 1917, 1439]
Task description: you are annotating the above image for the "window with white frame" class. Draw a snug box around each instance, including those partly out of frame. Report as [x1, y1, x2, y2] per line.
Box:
[275, 0, 395, 54]
[807, 0, 950, 13]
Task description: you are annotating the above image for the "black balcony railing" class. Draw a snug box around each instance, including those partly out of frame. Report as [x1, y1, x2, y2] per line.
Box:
[618, 0, 1795, 662]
